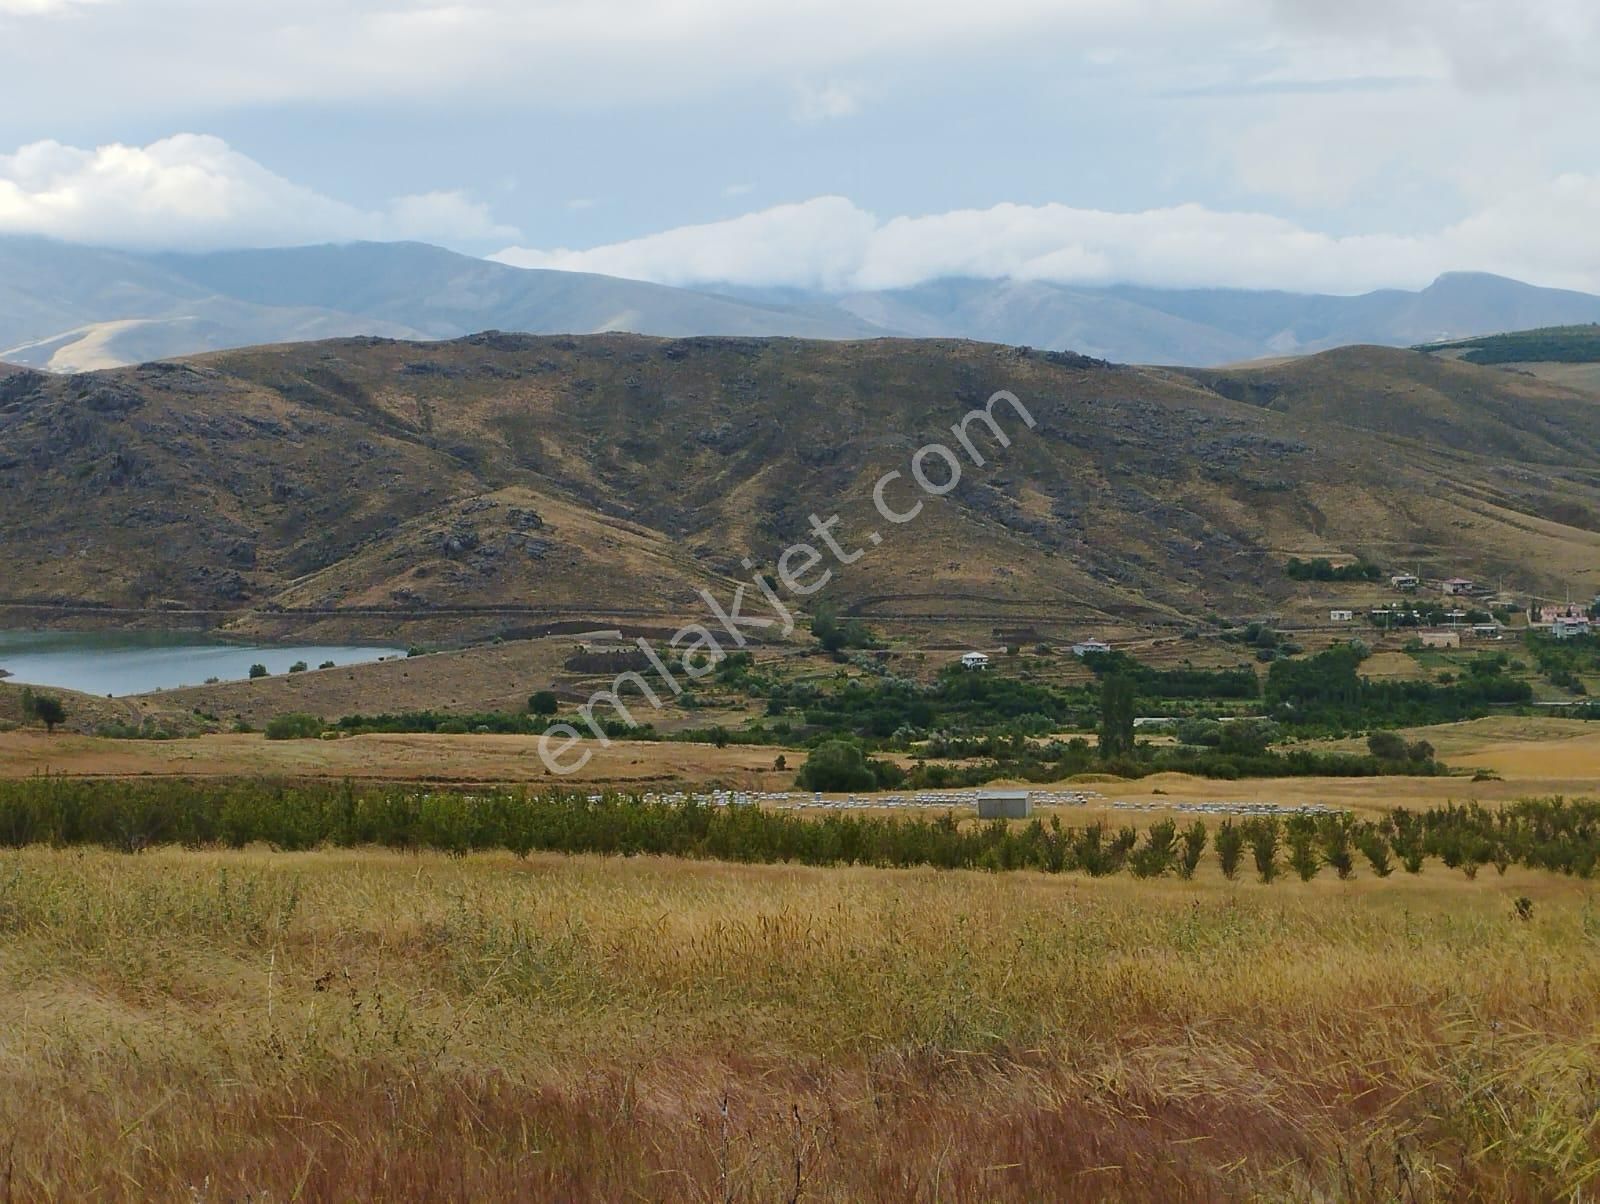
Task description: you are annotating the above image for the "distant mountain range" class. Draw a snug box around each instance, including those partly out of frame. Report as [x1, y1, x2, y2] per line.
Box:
[5, 235, 1600, 370]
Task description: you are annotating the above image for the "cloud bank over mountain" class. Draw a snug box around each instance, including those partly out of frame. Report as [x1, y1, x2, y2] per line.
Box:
[4, 133, 1600, 296]
[1, 1, 1598, 294]
[492, 182, 1600, 295]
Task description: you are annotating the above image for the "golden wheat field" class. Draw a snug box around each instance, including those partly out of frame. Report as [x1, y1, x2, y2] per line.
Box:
[2, 846, 1599, 1201]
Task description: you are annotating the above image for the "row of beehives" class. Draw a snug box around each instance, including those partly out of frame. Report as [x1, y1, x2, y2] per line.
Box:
[567, 789, 1343, 816]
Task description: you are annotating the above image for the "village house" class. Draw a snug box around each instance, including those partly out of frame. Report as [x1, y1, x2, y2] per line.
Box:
[1389, 573, 1420, 592]
[1553, 615, 1593, 640]
[959, 651, 991, 670]
[1329, 609, 1354, 622]
[1071, 639, 1113, 657]
[1441, 577, 1476, 597]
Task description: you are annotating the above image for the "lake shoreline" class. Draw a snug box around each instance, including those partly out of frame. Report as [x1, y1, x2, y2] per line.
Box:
[0, 632, 406, 698]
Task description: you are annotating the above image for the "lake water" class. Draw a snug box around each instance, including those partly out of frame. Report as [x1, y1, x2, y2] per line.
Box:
[0, 631, 408, 697]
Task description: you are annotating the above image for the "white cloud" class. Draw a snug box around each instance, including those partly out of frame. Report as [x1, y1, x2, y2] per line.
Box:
[793, 81, 862, 122]
[0, 135, 519, 249]
[7, 133, 1598, 296]
[0, 0, 98, 13]
[494, 197, 879, 291]
[381, 189, 519, 244]
[0, 0, 1260, 119]
[491, 183, 1600, 294]
[25, 0, 1588, 119]
[1268, 0, 1600, 92]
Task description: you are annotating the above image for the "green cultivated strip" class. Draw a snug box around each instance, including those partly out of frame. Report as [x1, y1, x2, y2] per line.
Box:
[1, 778, 1599, 880]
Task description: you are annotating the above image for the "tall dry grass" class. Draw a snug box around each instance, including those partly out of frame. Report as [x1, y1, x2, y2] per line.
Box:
[2, 849, 1598, 1200]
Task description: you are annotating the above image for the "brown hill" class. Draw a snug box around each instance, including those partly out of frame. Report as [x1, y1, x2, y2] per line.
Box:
[2, 334, 1597, 637]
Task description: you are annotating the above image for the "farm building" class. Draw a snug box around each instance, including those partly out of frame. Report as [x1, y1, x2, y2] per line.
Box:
[1441, 578, 1476, 596]
[1071, 639, 1112, 657]
[1470, 623, 1504, 640]
[1390, 573, 1420, 591]
[977, 790, 1032, 820]
[1537, 604, 1588, 625]
[1330, 609, 1354, 622]
[1418, 630, 1461, 649]
[959, 651, 990, 670]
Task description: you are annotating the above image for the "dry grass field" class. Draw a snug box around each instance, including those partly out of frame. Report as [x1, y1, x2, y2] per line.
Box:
[2, 846, 1598, 1201]
[0, 729, 800, 790]
[2, 715, 1596, 817]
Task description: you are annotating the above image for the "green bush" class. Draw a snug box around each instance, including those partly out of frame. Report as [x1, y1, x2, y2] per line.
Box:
[31, 695, 66, 733]
[264, 713, 324, 741]
[796, 740, 899, 792]
[1247, 818, 1280, 883]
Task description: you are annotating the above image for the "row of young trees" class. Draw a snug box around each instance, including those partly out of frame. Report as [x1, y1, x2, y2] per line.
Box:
[0, 778, 1595, 882]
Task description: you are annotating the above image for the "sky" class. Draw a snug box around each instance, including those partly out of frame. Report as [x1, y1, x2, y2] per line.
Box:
[2, 0, 1599, 293]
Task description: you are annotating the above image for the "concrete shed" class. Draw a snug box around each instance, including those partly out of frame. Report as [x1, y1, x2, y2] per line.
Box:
[977, 790, 1032, 820]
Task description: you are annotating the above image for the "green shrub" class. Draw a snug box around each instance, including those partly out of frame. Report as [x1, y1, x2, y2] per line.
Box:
[1359, 828, 1394, 876]
[19, 688, 67, 732]
[1368, 731, 1408, 761]
[1247, 818, 1280, 883]
[1178, 821, 1208, 879]
[1215, 820, 1245, 880]
[796, 740, 900, 792]
[264, 713, 324, 741]
[1129, 820, 1178, 878]
[1287, 818, 1321, 881]
[1319, 815, 1357, 879]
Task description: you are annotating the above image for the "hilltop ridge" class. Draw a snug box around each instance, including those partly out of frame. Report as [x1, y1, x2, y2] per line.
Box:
[2, 332, 1597, 638]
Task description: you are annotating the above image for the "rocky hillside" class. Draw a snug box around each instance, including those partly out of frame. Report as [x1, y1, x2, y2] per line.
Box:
[2, 333, 1597, 635]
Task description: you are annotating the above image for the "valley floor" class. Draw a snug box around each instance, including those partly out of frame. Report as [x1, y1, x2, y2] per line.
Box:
[1, 846, 1595, 1201]
[1, 715, 1597, 815]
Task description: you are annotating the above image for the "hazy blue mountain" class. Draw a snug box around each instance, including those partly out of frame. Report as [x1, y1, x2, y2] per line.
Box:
[6, 236, 1600, 371]
[0, 238, 883, 371]
[1100, 273, 1600, 355]
[829, 278, 1262, 364]
[824, 273, 1600, 364]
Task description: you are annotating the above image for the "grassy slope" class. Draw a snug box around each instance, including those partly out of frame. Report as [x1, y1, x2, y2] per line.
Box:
[1419, 324, 1600, 364]
[3, 335, 1600, 637]
[1418, 325, 1600, 395]
[1, 846, 1596, 1201]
